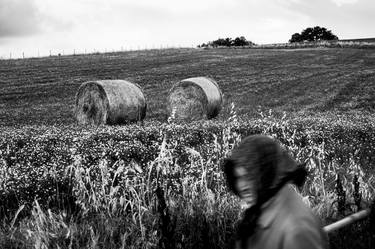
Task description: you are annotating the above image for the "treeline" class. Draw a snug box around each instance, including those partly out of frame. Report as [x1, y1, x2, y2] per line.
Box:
[199, 26, 341, 48]
[198, 36, 255, 48]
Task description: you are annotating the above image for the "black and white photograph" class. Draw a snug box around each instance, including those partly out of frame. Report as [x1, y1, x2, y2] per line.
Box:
[1, 0, 375, 248]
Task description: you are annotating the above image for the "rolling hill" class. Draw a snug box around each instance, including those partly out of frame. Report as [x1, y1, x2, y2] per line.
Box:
[0, 47, 374, 126]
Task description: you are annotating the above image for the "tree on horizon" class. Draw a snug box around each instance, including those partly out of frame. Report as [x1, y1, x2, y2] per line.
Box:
[289, 26, 338, 43]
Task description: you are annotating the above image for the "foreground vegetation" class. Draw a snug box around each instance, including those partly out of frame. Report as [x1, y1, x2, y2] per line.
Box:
[1, 109, 375, 248]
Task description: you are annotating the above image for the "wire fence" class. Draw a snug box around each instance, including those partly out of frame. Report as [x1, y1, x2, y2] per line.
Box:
[0, 44, 197, 60]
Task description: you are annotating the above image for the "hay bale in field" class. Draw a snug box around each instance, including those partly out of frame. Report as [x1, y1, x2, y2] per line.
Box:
[167, 77, 223, 121]
[75, 80, 147, 125]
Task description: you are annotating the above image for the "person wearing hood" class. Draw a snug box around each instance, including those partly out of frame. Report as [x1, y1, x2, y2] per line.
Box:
[223, 134, 328, 249]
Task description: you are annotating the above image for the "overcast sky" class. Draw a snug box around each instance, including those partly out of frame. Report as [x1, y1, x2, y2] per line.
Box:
[0, 0, 374, 58]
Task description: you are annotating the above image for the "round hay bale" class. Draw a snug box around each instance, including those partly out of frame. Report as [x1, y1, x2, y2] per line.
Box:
[167, 77, 222, 120]
[75, 80, 147, 125]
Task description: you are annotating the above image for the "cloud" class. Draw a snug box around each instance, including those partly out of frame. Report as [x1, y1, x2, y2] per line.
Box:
[283, 0, 375, 39]
[0, 0, 41, 37]
[330, 0, 359, 7]
[1, 0, 375, 58]
[0, 0, 74, 39]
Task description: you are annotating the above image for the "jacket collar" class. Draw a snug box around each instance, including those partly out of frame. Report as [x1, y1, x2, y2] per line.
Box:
[257, 184, 291, 229]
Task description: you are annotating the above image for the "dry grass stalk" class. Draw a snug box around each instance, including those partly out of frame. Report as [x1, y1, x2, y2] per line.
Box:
[75, 80, 147, 125]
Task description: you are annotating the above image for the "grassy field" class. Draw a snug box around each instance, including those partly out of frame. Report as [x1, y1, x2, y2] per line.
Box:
[1, 47, 374, 126]
[1, 48, 375, 248]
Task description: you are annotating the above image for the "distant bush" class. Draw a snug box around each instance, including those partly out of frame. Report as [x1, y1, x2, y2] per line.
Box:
[198, 36, 255, 48]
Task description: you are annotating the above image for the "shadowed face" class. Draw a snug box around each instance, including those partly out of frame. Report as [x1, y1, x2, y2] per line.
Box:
[233, 165, 258, 207]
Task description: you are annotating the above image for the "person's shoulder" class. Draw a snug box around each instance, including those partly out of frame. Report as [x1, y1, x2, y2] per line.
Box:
[281, 186, 321, 228]
[280, 188, 328, 249]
